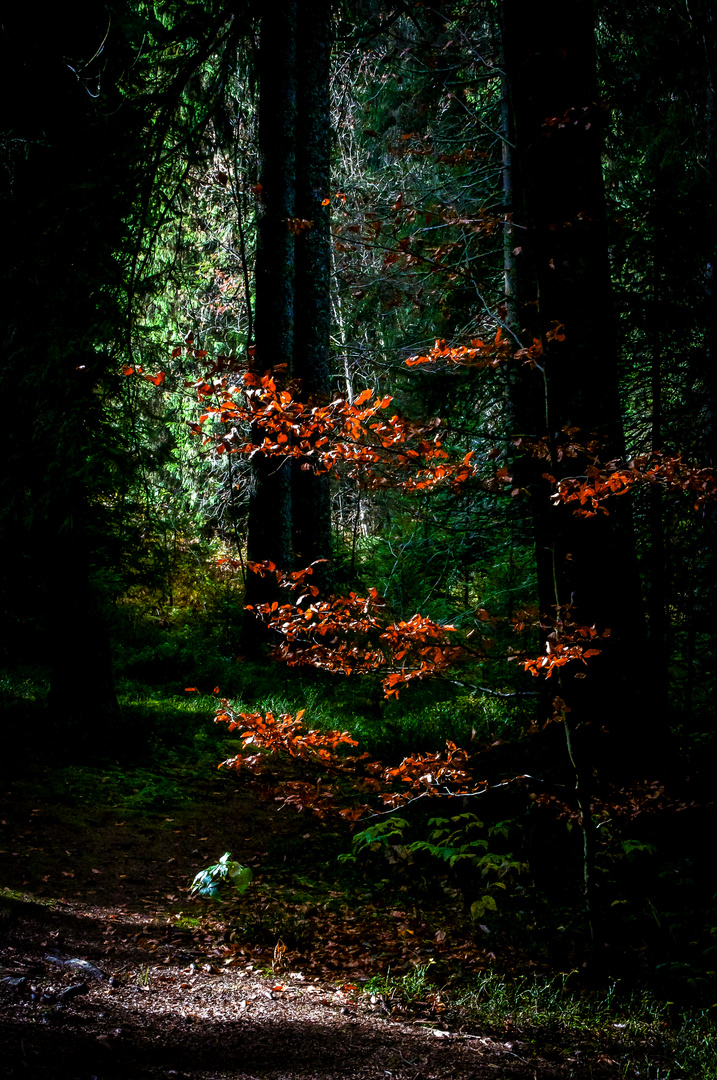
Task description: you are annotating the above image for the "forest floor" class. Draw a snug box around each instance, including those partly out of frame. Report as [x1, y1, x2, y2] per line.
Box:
[0, 761, 684, 1079]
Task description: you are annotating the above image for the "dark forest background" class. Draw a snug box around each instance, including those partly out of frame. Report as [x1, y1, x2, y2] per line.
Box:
[1, 0, 716, 1053]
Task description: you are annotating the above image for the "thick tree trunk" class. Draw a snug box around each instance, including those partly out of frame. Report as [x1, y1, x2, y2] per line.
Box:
[293, 0, 333, 587]
[699, 3, 717, 730]
[646, 186, 669, 722]
[705, 6, 717, 469]
[46, 522, 121, 754]
[500, 0, 658, 938]
[1, 8, 124, 751]
[501, 0, 626, 941]
[242, 3, 297, 645]
[501, 0, 650, 776]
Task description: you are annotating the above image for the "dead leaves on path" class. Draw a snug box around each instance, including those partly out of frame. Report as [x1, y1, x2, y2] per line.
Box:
[186, 886, 494, 984]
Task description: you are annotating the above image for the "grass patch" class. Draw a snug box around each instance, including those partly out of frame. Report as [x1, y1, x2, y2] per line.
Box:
[365, 966, 717, 1079]
[17, 757, 234, 818]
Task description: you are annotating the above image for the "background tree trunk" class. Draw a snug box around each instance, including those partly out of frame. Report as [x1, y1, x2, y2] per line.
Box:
[501, 0, 654, 778]
[243, 3, 297, 645]
[1, 6, 126, 746]
[293, 0, 333, 587]
[646, 183, 669, 725]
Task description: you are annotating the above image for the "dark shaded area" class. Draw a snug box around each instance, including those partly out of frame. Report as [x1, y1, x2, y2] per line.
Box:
[0, 2, 716, 1061]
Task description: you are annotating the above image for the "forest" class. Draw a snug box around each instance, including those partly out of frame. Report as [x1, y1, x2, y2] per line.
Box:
[1, 1, 716, 1077]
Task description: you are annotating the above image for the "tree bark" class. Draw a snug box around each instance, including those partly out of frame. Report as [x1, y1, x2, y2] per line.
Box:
[704, 5, 717, 469]
[698, 1, 717, 735]
[293, 0, 334, 587]
[243, 2, 297, 645]
[501, 0, 651, 782]
[499, 4, 668, 947]
[646, 183, 669, 722]
[1, 7, 124, 746]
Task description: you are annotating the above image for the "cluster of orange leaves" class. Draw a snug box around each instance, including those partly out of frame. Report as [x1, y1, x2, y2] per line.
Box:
[285, 217, 314, 235]
[245, 560, 464, 698]
[405, 329, 514, 370]
[122, 330, 716, 513]
[215, 702, 479, 819]
[532, 779, 694, 826]
[512, 427, 717, 515]
[554, 455, 717, 516]
[404, 324, 563, 373]
[510, 608, 610, 682]
[245, 563, 607, 696]
[240, 561, 611, 698]
[521, 625, 609, 680]
[122, 338, 715, 704]
[121, 364, 166, 387]
[179, 366, 500, 494]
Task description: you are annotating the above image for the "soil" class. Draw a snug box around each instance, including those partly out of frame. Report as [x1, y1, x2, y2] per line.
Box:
[0, 766, 659, 1079]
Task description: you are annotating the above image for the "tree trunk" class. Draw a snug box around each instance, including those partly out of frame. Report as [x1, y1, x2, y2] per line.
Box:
[1, 7, 124, 750]
[293, 0, 333, 588]
[699, 2, 717, 732]
[646, 184, 669, 723]
[501, 0, 650, 777]
[500, 0, 657, 940]
[705, 5, 717, 469]
[242, 3, 297, 645]
[46, 523, 121, 755]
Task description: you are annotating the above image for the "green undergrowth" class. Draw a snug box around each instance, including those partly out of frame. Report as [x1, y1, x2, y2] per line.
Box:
[114, 688, 226, 763]
[367, 966, 717, 1079]
[0, 887, 58, 911]
[111, 592, 531, 761]
[43, 763, 196, 812]
[2, 591, 529, 768]
[115, 662, 530, 766]
[4, 607, 715, 1034]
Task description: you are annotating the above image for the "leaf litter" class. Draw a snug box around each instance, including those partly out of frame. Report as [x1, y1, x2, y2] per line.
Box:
[0, 768, 674, 1078]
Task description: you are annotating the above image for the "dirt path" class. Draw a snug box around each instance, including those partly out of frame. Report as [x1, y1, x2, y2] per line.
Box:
[0, 770, 642, 1078]
[0, 895, 558, 1079]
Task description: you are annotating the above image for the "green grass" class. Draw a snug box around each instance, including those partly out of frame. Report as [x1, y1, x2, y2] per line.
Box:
[365, 960, 439, 1004]
[111, 592, 529, 762]
[46, 763, 191, 811]
[365, 966, 717, 1079]
[2, 594, 527, 770]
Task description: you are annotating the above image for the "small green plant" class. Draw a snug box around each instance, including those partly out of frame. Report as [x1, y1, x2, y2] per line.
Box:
[190, 851, 253, 900]
[344, 812, 525, 915]
[341, 817, 412, 859]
